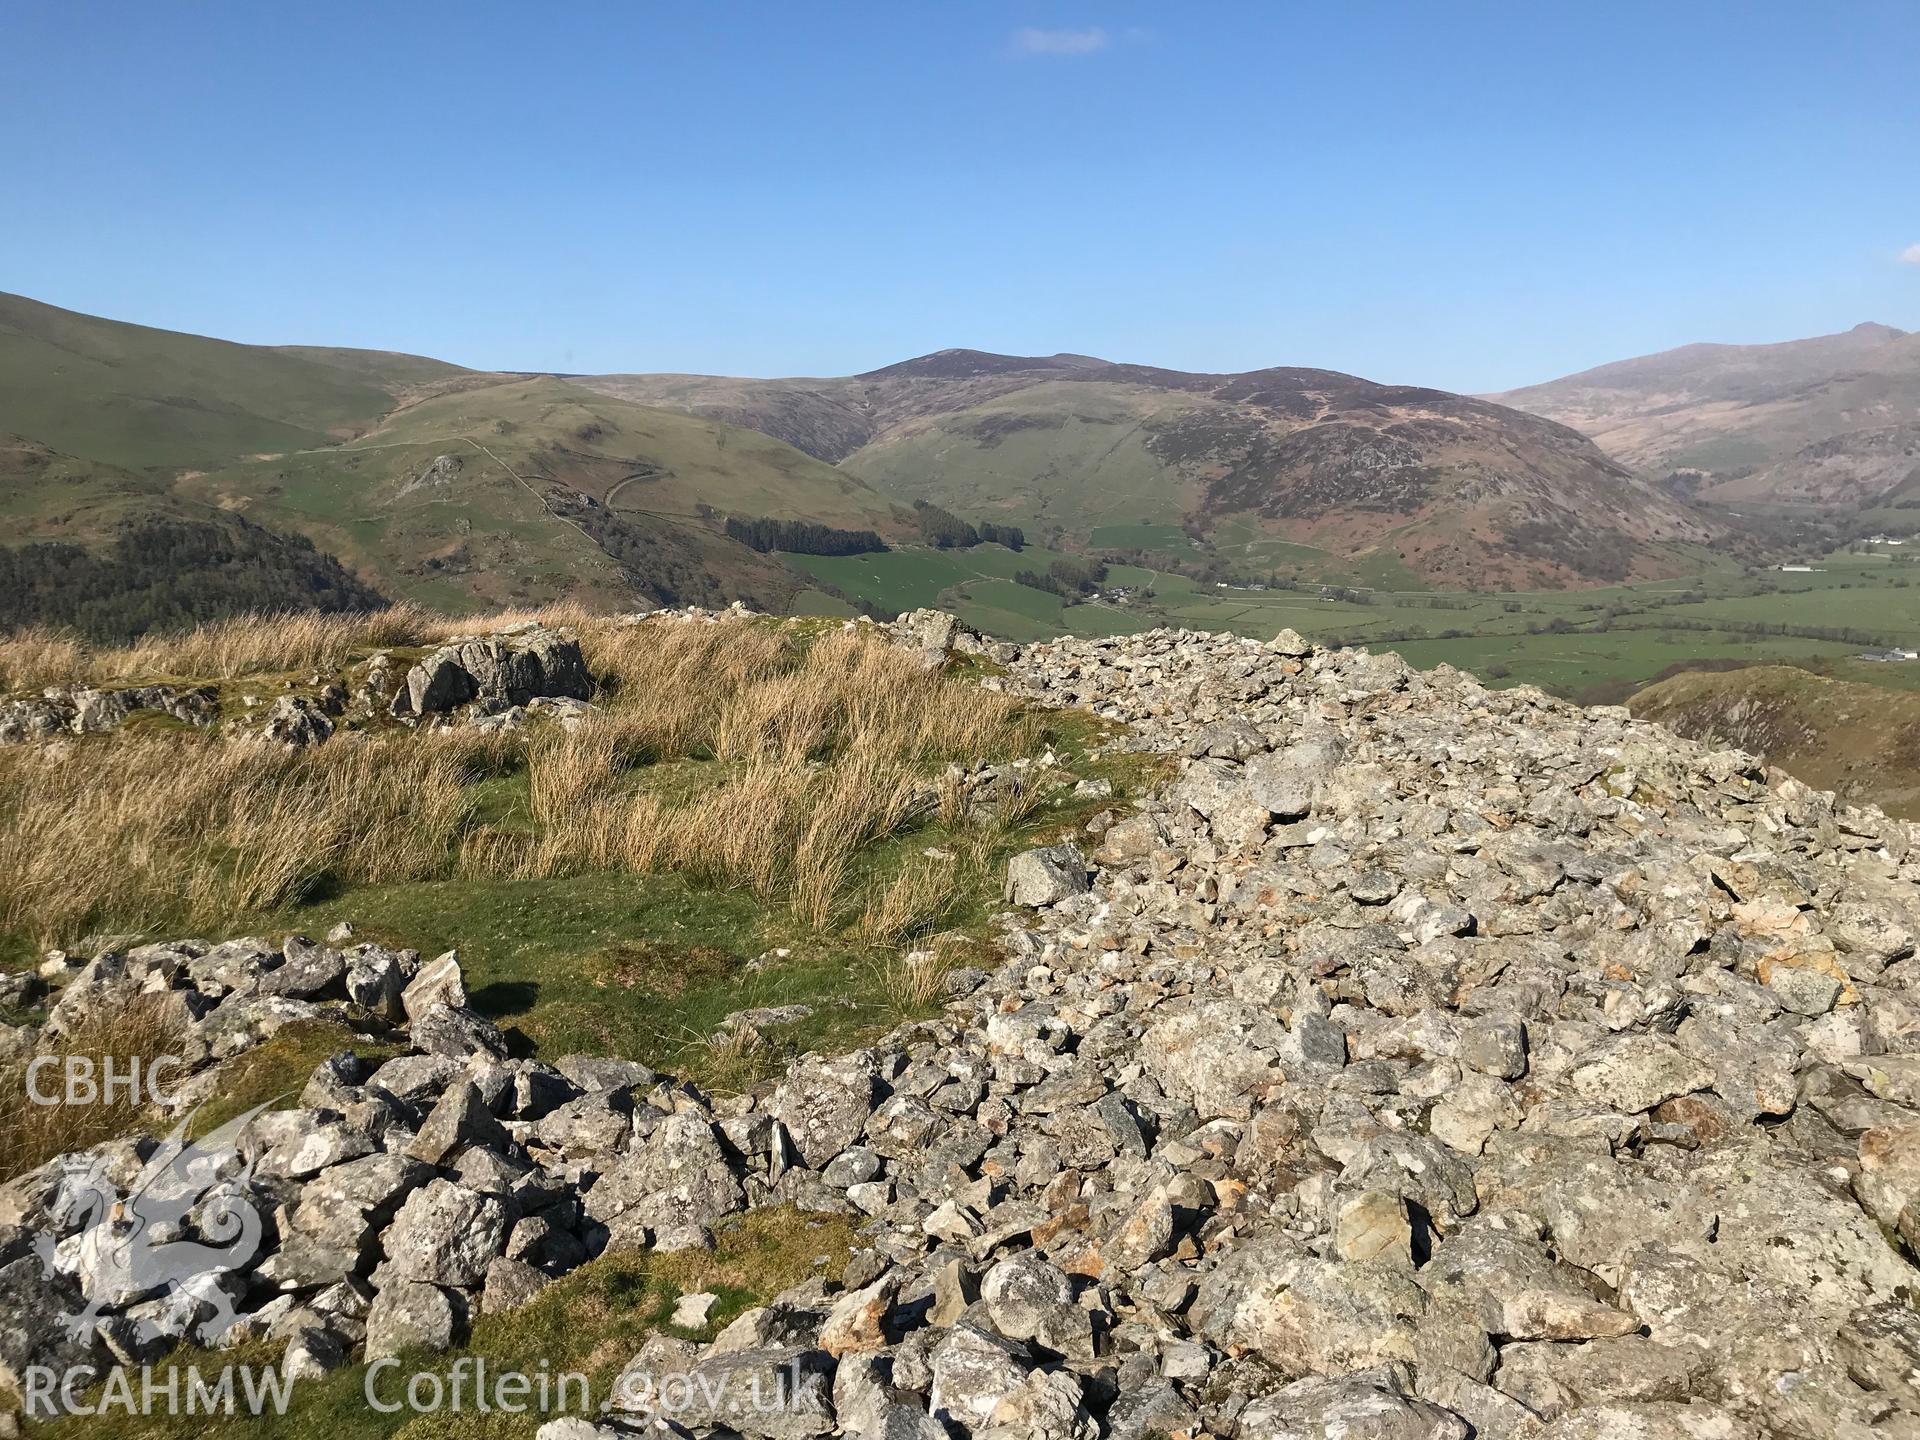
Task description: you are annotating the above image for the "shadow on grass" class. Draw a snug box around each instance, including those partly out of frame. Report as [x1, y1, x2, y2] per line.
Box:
[470, 977, 540, 1018]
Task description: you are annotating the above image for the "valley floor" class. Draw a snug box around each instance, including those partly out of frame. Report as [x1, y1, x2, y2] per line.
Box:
[789, 543, 1920, 701]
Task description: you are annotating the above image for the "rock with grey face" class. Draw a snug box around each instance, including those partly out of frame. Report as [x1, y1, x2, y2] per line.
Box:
[395, 629, 590, 717]
[376, 1179, 511, 1287]
[0, 1255, 102, 1395]
[401, 949, 467, 1019]
[976, 1367, 1100, 1440]
[344, 946, 410, 1020]
[583, 1113, 742, 1247]
[261, 694, 335, 748]
[1565, 1034, 1715, 1116]
[409, 1080, 514, 1165]
[1004, 845, 1091, 907]
[554, 1054, 657, 1093]
[531, 1089, 636, 1157]
[364, 1281, 463, 1361]
[257, 1117, 375, 1181]
[621, 1343, 835, 1438]
[929, 1324, 1030, 1435]
[258, 937, 346, 1000]
[282, 1325, 347, 1381]
[480, 1255, 552, 1314]
[1138, 996, 1290, 1120]
[409, 1003, 509, 1059]
[772, 1055, 880, 1170]
[1239, 1366, 1471, 1440]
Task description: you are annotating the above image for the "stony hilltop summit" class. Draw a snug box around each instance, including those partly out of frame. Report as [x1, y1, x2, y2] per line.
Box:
[7, 616, 1920, 1438]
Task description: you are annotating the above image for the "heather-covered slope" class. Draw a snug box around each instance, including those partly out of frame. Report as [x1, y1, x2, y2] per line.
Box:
[1631, 662, 1920, 817]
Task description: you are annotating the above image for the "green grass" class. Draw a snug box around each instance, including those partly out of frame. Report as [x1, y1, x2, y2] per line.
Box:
[261, 730, 1154, 1090]
[1088, 522, 1200, 553]
[787, 588, 857, 617]
[254, 863, 965, 1092]
[781, 541, 1063, 615]
[188, 1023, 406, 1138]
[1386, 631, 1860, 699]
[952, 579, 1075, 637]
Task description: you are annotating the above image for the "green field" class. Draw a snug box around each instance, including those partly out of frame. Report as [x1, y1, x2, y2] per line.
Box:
[782, 541, 1056, 611]
[1089, 522, 1199, 552]
[790, 546, 1920, 699]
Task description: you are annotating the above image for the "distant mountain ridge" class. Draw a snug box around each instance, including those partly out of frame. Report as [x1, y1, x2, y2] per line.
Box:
[0, 292, 1735, 632]
[587, 351, 1718, 589]
[1493, 321, 1920, 505]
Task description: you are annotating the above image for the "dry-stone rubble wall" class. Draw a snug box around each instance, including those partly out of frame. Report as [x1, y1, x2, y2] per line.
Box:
[6, 617, 1920, 1439]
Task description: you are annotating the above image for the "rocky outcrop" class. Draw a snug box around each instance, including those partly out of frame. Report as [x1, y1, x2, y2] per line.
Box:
[390, 623, 591, 719]
[0, 623, 598, 751]
[11, 622, 1920, 1438]
[0, 683, 218, 744]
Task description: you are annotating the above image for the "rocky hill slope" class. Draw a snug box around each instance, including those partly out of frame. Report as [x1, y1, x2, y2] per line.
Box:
[7, 617, 1920, 1437]
[1494, 322, 1920, 506]
[589, 352, 1719, 589]
[1631, 663, 1920, 819]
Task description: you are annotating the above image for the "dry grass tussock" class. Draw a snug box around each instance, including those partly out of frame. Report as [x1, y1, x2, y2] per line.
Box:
[0, 608, 434, 688]
[0, 735, 468, 944]
[0, 611, 1038, 946]
[0, 993, 186, 1182]
[506, 621, 1032, 920]
[859, 852, 967, 946]
[866, 934, 979, 1018]
[0, 629, 89, 694]
[519, 743, 924, 929]
[684, 1021, 773, 1095]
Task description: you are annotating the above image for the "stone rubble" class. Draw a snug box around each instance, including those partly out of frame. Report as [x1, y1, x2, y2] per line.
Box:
[5, 619, 1920, 1439]
[0, 623, 594, 750]
[0, 683, 218, 744]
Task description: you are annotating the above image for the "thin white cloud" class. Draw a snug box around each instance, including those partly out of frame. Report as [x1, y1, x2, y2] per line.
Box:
[1011, 26, 1110, 56]
[1902, 243, 1920, 266]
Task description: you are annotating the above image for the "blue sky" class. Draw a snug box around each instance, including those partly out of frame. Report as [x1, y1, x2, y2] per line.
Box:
[3, 1, 1916, 391]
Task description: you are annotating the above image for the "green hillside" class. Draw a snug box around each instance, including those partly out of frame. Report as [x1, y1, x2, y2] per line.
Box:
[0, 295, 918, 622]
[0, 291, 472, 470]
[844, 381, 1202, 533]
[589, 350, 1724, 591]
[178, 376, 907, 611]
